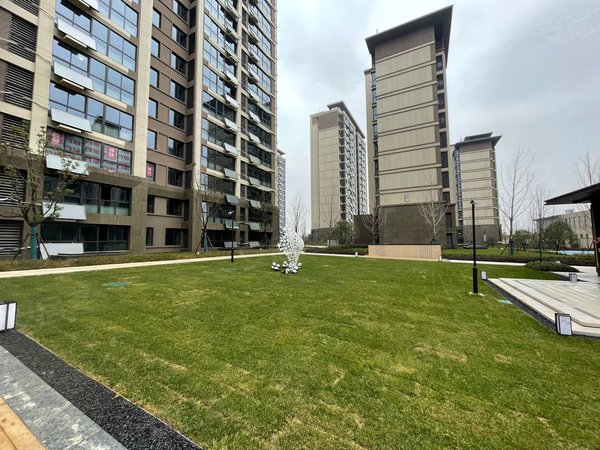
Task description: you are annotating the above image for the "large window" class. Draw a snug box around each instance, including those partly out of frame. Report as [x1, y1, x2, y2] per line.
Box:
[248, 122, 271, 147]
[149, 99, 158, 118]
[152, 9, 161, 27]
[165, 228, 183, 246]
[248, 4, 272, 39]
[172, 0, 188, 21]
[166, 198, 183, 216]
[201, 173, 234, 195]
[248, 62, 272, 93]
[151, 38, 160, 57]
[44, 176, 131, 216]
[55, 0, 137, 70]
[248, 83, 271, 110]
[247, 102, 271, 128]
[146, 162, 156, 181]
[204, 14, 236, 53]
[202, 119, 235, 147]
[202, 66, 234, 98]
[246, 141, 272, 167]
[49, 83, 133, 141]
[52, 40, 135, 106]
[203, 40, 234, 75]
[202, 92, 235, 122]
[201, 145, 235, 171]
[47, 128, 132, 173]
[41, 223, 129, 252]
[248, 43, 271, 73]
[248, 23, 271, 55]
[205, 0, 236, 32]
[97, 0, 138, 36]
[248, 164, 271, 187]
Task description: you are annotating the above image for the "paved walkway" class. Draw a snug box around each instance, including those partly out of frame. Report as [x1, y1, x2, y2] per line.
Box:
[0, 346, 124, 449]
[489, 268, 600, 337]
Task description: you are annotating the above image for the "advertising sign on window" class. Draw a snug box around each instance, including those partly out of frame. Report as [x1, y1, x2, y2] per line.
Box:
[146, 163, 155, 180]
[84, 139, 102, 158]
[103, 145, 118, 162]
[49, 130, 64, 149]
[64, 135, 83, 155]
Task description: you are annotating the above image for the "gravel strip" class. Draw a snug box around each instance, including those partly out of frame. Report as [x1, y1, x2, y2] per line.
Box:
[0, 331, 202, 450]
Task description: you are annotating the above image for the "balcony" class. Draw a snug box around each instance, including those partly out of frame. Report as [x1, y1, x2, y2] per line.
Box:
[42, 202, 86, 220]
[224, 93, 239, 108]
[56, 18, 97, 50]
[50, 108, 92, 134]
[53, 62, 94, 91]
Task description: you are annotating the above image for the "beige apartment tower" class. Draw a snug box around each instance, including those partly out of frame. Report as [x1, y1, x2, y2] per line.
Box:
[365, 6, 456, 247]
[0, 0, 278, 256]
[453, 133, 501, 245]
[310, 101, 367, 237]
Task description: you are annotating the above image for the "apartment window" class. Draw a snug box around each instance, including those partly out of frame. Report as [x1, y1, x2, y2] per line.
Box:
[437, 74, 444, 89]
[168, 168, 183, 187]
[150, 68, 159, 87]
[443, 191, 450, 204]
[146, 162, 155, 181]
[171, 52, 186, 74]
[146, 227, 153, 246]
[201, 145, 235, 171]
[149, 99, 158, 118]
[202, 66, 234, 98]
[441, 151, 448, 168]
[151, 38, 160, 57]
[374, 159, 379, 176]
[436, 55, 443, 71]
[172, 0, 189, 21]
[97, 0, 138, 35]
[167, 198, 183, 216]
[442, 172, 450, 188]
[147, 130, 157, 149]
[172, 25, 187, 48]
[169, 109, 185, 129]
[438, 93, 445, 108]
[201, 119, 234, 147]
[372, 105, 378, 121]
[440, 131, 447, 148]
[168, 138, 184, 158]
[147, 195, 155, 213]
[374, 142, 378, 158]
[445, 212, 453, 229]
[152, 9, 161, 27]
[165, 228, 182, 246]
[439, 112, 446, 128]
[202, 92, 235, 122]
[170, 81, 186, 102]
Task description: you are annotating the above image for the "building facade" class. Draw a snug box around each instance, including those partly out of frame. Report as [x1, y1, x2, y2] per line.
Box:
[453, 132, 501, 245]
[541, 209, 594, 248]
[276, 148, 285, 232]
[0, 0, 278, 256]
[364, 6, 456, 247]
[310, 101, 367, 235]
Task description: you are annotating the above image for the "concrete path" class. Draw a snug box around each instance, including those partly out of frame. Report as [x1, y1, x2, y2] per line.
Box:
[0, 346, 125, 450]
[0, 252, 280, 279]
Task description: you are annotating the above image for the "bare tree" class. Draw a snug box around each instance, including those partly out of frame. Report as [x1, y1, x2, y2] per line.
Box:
[320, 193, 338, 243]
[499, 148, 534, 244]
[576, 150, 600, 187]
[193, 171, 222, 252]
[289, 193, 306, 235]
[0, 123, 81, 259]
[529, 183, 553, 258]
[360, 205, 384, 244]
[416, 174, 449, 245]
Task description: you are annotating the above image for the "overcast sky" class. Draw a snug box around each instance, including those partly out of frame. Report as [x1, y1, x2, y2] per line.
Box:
[277, 0, 600, 230]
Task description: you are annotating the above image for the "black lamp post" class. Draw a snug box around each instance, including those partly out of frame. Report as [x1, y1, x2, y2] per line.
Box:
[228, 210, 235, 263]
[471, 199, 478, 294]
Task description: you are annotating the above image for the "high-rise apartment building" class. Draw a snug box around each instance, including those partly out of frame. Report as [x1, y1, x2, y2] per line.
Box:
[276, 148, 285, 232]
[0, 0, 278, 256]
[453, 133, 501, 245]
[364, 6, 456, 247]
[310, 101, 367, 236]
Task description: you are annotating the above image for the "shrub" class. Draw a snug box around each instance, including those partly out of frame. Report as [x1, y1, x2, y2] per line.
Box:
[525, 261, 579, 272]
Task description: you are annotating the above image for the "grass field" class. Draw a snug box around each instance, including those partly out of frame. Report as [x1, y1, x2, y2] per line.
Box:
[3, 256, 599, 449]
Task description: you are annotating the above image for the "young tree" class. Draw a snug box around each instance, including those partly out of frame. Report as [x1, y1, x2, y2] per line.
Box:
[360, 205, 384, 244]
[544, 221, 578, 252]
[416, 176, 448, 245]
[576, 150, 600, 187]
[529, 183, 553, 259]
[193, 172, 222, 252]
[332, 220, 355, 246]
[320, 193, 338, 244]
[0, 123, 81, 259]
[289, 193, 306, 235]
[499, 147, 534, 249]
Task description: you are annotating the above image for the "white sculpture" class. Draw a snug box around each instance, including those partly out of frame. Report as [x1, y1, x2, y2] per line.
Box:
[277, 225, 304, 273]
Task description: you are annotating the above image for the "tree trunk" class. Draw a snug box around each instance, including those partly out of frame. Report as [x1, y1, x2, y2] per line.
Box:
[30, 225, 38, 260]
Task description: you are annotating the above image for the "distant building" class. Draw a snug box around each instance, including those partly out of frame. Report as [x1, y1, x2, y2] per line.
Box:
[277, 149, 286, 232]
[364, 6, 456, 247]
[453, 133, 501, 245]
[310, 101, 367, 236]
[540, 209, 594, 248]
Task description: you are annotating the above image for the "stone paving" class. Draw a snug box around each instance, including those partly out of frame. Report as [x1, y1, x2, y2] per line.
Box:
[0, 346, 125, 450]
[490, 270, 600, 337]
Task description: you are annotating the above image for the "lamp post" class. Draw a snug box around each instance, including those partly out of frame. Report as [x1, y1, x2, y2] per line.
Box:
[471, 199, 478, 294]
[228, 210, 235, 262]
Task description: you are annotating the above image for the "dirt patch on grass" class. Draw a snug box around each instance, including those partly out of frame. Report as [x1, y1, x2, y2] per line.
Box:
[415, 343, 467, 363]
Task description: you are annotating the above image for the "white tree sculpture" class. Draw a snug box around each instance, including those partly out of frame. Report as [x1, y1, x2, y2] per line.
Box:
[277, 225, 304, 272]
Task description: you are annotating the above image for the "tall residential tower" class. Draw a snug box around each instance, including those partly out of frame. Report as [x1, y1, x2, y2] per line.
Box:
[310, 101, 367, 237]
[0, 0, 278, 255]
[365, 6, 456, 247]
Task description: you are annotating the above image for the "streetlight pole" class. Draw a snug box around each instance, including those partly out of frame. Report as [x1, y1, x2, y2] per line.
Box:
[471, 199, 478, 294]
[228, 210, 235, 262]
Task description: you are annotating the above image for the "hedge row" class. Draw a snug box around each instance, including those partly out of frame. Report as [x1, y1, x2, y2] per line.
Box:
[443, 253, 595, 266]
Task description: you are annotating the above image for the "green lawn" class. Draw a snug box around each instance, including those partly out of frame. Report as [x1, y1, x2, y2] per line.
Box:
[3, 256, 599, 449]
